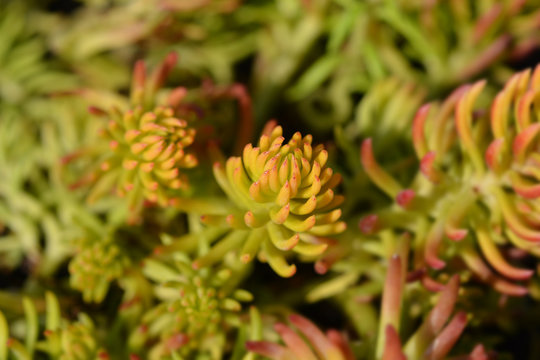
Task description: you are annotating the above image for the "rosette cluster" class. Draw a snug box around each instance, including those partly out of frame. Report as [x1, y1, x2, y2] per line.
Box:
[68, 238, 130, 303]
[211, 124, 346, 277]
[94, 104, 196, 206]
[80, 53, 197, 214]
[131, 258, 252, 359]
[360, 65, 540, 296]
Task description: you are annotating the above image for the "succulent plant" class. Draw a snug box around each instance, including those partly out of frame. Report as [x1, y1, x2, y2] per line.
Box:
[68, 236, 131, 303]
[73, 53, 198, 216]
[185, 123, 347, 277]
[51, 314, 104, 360]
[4, 1, 540, 358]
[344, 0, 540, 91]
[250, 0, 540, 132]
[0, 292, 107, 360]
[0, 1, 88, 277]
[246, 313, 355, 360]
[376, 255, 480, 360]
[130, 255, 252, 359]
[330, 78, 427, 217]
[360, 65, 540, 296]
[247, 254, 490, 360]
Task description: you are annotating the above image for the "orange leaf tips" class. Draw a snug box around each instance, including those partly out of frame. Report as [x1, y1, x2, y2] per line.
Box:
[209, 123, 346, 277]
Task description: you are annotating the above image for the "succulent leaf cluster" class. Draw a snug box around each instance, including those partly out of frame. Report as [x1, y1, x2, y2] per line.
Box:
[68, 236, 130, 303]
[5, 0, 540, 359]
[360, 65, 540, 297]
[206, 124, 346, 277]
[252, 0, 540, 131]
[77, 53, 198, 215]
[246, 313, 355, 360]
[247, 254, 490, 360]
[130, 256, 252, 359]
[0, 293, 106, 360]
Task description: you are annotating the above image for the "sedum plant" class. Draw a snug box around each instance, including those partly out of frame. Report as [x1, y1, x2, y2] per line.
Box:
[250, 0, 540, 132]
[4, 0, 540, 358]
[360, 65, 540, 296]
[68, 235, 131, 304]
[130, 255, 252, 360]
[192, 123, 346, 277]
[246, 313, 355, 360]
[246, 254, 490, 360]
[72, 53, 198, 216]
[0, 292, 106, 360]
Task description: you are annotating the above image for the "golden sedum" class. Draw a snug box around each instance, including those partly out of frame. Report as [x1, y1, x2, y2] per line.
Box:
[212, 125, 346, 277]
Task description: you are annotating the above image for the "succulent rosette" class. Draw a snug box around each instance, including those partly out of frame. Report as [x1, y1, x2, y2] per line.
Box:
[360, 65, 540, 296]
[73, 53, 197, 215]
[68, 236, 130, 303]
[130, 256, 252, 359]
[200, 124, 346, 277]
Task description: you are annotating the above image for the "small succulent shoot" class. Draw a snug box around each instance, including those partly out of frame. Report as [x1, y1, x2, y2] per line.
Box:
[378, 255, 488, 360]
[0, 292, 107, 360]
[376, 255, 404, 358]
[359, 65, 540, 296]
[73, 53, 197, 215]
[200, 123, 346, 277]
[245, 313, 355, 360]
[401, 278, 467, 360]
[68, 237, 131, 303]
[131, 256, 252, 359]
